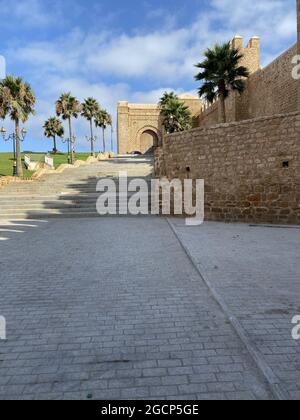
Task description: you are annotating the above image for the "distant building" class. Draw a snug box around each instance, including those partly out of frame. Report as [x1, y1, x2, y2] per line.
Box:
[117, 93, 202, 155]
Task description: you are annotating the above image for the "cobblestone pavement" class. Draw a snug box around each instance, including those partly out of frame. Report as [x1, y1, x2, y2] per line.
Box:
[0, 217, 273, 400]
[171, 220, 300, 400]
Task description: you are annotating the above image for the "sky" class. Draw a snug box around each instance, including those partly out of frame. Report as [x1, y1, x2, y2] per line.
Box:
[0, 0, 297, 152]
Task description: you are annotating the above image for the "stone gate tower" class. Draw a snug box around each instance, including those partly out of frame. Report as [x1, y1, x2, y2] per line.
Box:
[117, 94, 202, 155]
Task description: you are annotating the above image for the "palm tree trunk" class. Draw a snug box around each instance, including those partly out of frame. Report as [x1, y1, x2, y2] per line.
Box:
[90, 119, 95, 157]
[68, 117, 74, 164]
[53, 136, 57, 153]
[219, 95, 226, 123]
[111, 126, 113, 152]
[218, 81, 227, 123]
[15, 118, 23, 177]
[102, 127, 106, 153]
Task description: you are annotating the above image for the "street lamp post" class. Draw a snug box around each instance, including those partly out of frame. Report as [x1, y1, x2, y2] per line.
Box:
[0, 127, 27, 176]
[61, 135, 76, 164]
[86, 135, 97, 157]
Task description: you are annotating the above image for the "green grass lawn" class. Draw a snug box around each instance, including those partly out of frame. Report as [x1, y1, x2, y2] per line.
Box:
[0, 152, 91, 178]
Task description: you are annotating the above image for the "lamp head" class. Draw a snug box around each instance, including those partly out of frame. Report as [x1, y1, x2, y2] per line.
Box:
[21, 128, 27, 139]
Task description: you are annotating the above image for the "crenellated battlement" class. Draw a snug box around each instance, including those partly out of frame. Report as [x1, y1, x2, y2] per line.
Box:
[231, 35, 261, 74]
[197, 35, 262, 125]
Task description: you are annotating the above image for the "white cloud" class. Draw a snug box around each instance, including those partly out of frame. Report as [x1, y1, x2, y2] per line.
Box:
[8, 0, 297, 82]
[0, 0, 62, 27]
[1, 0, 297, 151]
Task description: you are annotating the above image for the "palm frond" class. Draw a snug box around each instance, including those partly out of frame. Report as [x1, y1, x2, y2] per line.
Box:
[194, 42, 250, 104]
[0, 75, 36, 123]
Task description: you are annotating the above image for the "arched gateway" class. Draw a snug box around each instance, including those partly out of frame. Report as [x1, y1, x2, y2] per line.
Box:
[117, 94, 202, 155]
[137, 126, 161, 155]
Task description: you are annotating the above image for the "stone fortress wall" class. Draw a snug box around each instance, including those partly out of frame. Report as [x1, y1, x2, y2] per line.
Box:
[197, 37, 298, 126]
[154, 1, 300, 224]
[118, 30, 299, 154]
[197, 35, 260, 126]
[156, 112, 300, 224]
[118, 1, 300, 224]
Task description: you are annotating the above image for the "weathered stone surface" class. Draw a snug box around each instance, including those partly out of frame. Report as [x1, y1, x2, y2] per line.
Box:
[156, 112, 300, 225]
[117, 95, 202, 154]
[198, 36, 299, 126]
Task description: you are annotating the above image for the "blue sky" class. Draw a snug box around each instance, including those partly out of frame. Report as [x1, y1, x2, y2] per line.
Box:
[0, 0, 297, 152]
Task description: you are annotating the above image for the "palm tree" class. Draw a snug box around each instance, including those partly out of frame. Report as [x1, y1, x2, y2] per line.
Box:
[105, 113, 113, 151]
[0, 75, 36, 177]
[195, 42, 249, 123]
[0, 86, 11, 119]
[160, 94, 192, 134]
[56, 93, 82, 164]
[159, 91, 178, 107]
[43, 117, 64, 153]
[81, 97, 100, 157]
[95, 109, 110, 153]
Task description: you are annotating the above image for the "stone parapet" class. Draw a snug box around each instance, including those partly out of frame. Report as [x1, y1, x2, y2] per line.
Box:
[156, 111, 300, 224]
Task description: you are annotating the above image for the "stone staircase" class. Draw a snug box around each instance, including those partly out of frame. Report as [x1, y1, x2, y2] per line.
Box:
[0, 156, 154, 219]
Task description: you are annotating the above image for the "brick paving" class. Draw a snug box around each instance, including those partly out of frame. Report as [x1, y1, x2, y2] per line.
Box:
[171, 220, 300, 400]
[0, 217, 273, 400]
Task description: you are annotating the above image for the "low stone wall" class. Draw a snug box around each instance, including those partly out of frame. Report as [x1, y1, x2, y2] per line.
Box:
[156, 112, 300, 224]
[154, 147, 166, 177]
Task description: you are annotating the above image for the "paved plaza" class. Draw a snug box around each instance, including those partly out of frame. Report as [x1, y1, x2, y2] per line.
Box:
[0, 214, 299, 400]
[0, 216, 277, 400]
[0, 156, 299, 400]
[171, 220, 300, 400]
[0, 0, 300, 403]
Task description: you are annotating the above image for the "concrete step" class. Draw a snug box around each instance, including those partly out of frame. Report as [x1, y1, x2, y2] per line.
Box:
[0, 211, 155, 219]
[0, 157, 155, 219]
[0, 192, 152, 200]
[0, 200, 153, 210]
[0, 204, 97, 210]
[0, 184, 153, 194]
[0, 178, 153, 186]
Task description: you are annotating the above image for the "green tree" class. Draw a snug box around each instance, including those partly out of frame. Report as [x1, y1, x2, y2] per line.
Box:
[0, 75, 36, 177]
[159, 92, 178, 108]
[0, 86, 11, 119]
[43, 117, 64, 153]
[95, 109, 111, 153]
[56, 93, 81, 164]
[81, 97, 100, 157]
[159, 93, 192, 134]
[105, 113, 113, 152]
[195, 42, 249, 123]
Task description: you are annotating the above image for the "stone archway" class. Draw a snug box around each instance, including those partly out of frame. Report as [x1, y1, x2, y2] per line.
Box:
[140, 130, 158, 154]
[137, 126, 162, 155]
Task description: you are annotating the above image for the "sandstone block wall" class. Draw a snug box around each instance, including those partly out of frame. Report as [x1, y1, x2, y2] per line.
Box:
[156, 112, 300, 224]
[117, 94, 202, 154]
[239, 45, 298, 120]
[117, 102, 162, 154]
[198, 39, 299, 127]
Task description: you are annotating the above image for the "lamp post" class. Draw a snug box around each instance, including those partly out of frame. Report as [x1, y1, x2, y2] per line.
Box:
[86, 135, 97, 157]
[0, 127, 27, 176]
[61, 135, 76, 164]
